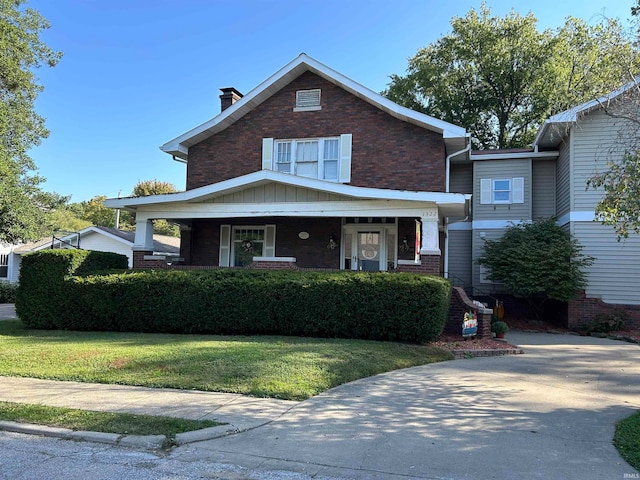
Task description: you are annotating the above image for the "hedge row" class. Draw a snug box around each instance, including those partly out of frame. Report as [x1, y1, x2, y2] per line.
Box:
[16, 249, 129, 329]
[0, 282, 17, 303]
[16, 251, 451, 343]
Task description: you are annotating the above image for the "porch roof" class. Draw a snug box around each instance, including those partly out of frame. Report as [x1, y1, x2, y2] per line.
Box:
[105, 170, 469, 219]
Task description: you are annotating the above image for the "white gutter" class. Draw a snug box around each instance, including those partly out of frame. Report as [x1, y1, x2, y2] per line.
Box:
[445, 135, 471, 193]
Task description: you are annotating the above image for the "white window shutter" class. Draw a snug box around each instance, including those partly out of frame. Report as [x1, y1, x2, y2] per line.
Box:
[480, 179, 492, 204]
[219, 225, 231, 267]
[512, 177, 525, 204]
[262, 138, 274, 170]
[339, 134, 352, 183]
[265, 225, 276, 257]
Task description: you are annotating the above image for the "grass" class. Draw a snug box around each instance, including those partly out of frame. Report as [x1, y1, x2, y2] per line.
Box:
[614, 410, 640, 470]
[0, 401, 220, 447]
[0, 320, 453, 401]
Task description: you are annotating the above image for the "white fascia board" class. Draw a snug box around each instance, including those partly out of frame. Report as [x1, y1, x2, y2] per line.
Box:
[160, 53, 467, 161]
[105, 170, 468, 209]
[470, 151, 559, 161]
[134, 200, 443, 222]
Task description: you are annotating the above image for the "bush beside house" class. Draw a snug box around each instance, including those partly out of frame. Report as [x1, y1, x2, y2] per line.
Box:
[16, 251, 451, 343]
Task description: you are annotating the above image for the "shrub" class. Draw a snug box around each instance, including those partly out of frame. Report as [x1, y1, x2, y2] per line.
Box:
[0, 282, 17, 303]
[491, 321, 509, 334]
[574, 309, 628, 335]
[477, 217, 594, 318]
[27, 268, 451, 343]
[16, 249, 128, 328]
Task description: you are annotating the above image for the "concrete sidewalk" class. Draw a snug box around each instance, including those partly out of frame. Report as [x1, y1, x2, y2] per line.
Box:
[0, 377, 298, 445]
[0, 303, 16, 320]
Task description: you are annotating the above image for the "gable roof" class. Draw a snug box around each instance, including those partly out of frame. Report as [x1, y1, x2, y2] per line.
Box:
[160, 53, 468, 161]
[534, 78, 639, 149]
[13, 226, 180, 255]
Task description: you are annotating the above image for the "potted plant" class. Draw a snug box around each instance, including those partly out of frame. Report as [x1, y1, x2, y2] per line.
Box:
[491, 321, 509, 339]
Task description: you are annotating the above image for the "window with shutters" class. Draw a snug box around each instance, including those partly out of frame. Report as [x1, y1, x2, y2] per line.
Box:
[0, 254, 7, 278]
[294, 89, 321, 111]
[275, 137, 339, 181]
[480, 177, 524, 205]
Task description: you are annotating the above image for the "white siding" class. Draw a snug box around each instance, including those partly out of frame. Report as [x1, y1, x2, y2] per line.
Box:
[532, 160, 556, 219]
[573, 222, 640, 305]
[556, 137, 571, 218]
[473, 160, 531, 221]
[79, 233, 133, 267]
[450, 163, 473, 194]
[571, 109, 625, 211]
[447, 230, 472, 288]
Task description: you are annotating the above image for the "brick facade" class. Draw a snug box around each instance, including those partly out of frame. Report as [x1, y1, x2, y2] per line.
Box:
[396, 254, 441, 276]
[133, 251, 168, 269]
[568, 291, 640, 329]
[187, 71, 446, 192]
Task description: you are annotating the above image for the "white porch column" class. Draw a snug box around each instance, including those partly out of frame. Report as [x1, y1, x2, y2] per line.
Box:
[420, 212, 440, 255]
[133, 220, 154, 251]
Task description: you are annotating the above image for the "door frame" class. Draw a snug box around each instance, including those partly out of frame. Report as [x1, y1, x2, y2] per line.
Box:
[341, 220, 397, 271]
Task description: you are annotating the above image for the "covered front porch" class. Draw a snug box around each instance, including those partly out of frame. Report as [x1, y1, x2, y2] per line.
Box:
[106, 170, 468, 276]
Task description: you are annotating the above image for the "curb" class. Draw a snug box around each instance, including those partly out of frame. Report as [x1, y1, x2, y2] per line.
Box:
[0, 420, 242, 450]
[452, 348, 524, 360]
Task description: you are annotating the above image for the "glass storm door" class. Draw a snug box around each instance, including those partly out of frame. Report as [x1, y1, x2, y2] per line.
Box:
[352, 231, 380, 271]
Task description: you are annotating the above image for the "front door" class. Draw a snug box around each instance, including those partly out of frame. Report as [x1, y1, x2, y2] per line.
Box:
[343, 226, 396, 271]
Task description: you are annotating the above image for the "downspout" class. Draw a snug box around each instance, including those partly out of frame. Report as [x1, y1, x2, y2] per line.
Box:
[443, 135, 471, 279]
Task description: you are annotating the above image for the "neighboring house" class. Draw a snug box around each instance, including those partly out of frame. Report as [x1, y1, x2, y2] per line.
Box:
[104, 54, 639, 327]
[1, 226, 180, 282]
[106, 54, 471, 276]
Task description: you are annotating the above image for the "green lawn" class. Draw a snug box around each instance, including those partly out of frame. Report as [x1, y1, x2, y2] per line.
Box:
[0, 401, 220, 447]
[614, 410, 640, 471]
[0, 320, 453, 401]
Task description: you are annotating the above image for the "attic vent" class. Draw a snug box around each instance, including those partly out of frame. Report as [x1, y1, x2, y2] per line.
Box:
[294, 89, 321, 112]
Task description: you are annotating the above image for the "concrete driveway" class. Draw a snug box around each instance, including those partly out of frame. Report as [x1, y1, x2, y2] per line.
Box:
[172, 332, 640, 479]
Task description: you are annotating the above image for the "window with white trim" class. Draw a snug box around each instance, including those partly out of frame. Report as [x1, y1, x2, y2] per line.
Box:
[232, 227, 265, 267]
[0, 254, 8, 278]
[275, 137, 340, 181]
[480, 177, 524, 205]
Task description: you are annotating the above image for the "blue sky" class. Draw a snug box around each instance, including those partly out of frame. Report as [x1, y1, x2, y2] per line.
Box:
[27, 0, 635, 202]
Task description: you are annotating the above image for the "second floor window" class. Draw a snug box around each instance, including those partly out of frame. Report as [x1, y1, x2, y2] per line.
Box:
[0, 254, 8, 278]
[275, 137, 339, 181]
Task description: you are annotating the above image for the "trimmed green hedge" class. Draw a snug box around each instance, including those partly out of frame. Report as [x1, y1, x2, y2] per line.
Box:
[20, 266, 451, 343]
[0, 282, 17, 303]
[16, 249, 129, 329]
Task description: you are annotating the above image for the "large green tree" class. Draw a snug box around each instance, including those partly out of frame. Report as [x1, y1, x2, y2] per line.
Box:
[0, 0, 63, 243]
[385, 4, 637, 149]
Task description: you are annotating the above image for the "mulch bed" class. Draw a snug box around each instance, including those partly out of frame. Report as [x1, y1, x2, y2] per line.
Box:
[432, 316, 640, 359]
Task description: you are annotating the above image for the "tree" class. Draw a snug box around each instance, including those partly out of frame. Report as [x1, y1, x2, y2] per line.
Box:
[585, 4, 640, 239]
[132, 179, 177, 197]
[477, 218, 594, 318]
[131, 179, 179, 237]
[0, 0, 63, 243]
[384, 4, 638, 149]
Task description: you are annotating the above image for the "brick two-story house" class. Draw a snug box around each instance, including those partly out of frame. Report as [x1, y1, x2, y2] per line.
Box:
[106, 54, 470, 275]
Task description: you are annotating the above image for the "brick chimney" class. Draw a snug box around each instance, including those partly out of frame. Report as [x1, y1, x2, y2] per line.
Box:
[220, 87, 243, 112]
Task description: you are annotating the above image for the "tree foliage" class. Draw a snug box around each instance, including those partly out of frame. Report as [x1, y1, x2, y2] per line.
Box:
[477, 218, 594, 317]
[132, 179, 177, 197]
[0, 0, 63, 243]
[384, 3, 638, 149]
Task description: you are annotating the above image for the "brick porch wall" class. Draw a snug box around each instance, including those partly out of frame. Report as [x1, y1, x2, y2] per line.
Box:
[568, 291, 640, 329]
[396, 255, 441, 276]
[447, 287, 492, 339]
[133, 251, 167, 269]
